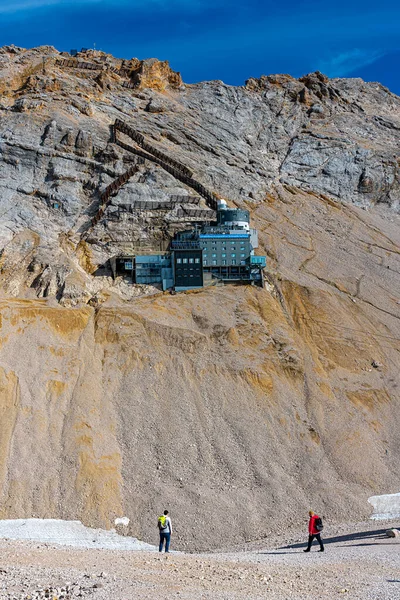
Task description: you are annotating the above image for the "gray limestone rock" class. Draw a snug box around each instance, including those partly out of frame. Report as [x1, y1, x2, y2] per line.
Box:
[75, 129, 93, 156]
[0, 44, 399, 303]
[71, 97, 93, 116]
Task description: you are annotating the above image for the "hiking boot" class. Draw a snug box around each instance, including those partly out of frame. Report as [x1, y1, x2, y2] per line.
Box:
[319, 548, 324, 552]
[303, 549, 310, 552]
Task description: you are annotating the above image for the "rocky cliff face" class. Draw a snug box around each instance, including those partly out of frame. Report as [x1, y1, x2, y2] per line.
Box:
[0, 45, 399, 550]
[0, 45, 399, 303]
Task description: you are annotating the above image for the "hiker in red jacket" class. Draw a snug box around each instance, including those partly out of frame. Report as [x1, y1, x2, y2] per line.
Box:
[304, 510, 324, 552]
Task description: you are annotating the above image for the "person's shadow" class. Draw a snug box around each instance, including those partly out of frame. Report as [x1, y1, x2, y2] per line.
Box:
[258, 528, 395, 554]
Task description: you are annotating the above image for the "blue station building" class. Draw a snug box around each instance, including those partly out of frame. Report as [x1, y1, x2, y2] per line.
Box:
[113, 200, 266, 291]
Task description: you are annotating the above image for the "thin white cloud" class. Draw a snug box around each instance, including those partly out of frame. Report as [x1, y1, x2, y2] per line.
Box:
[0, 0, 218, 14]
[317, 49, 386, 77]
[0, 0, 87, 13]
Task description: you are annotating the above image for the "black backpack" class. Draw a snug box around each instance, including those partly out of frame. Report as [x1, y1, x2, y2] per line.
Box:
[315, 517, 324, 532]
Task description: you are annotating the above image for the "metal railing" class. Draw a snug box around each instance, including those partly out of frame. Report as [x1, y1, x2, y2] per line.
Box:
[90, 163, 140, 227]
[170, 241, 201, 249]
[114, 119, 194, 178]
[57, 58, 102, 71]
[57, 59, 136, 88]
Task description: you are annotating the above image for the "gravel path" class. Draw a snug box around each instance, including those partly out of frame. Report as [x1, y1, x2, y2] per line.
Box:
[0, 522, 399, 599]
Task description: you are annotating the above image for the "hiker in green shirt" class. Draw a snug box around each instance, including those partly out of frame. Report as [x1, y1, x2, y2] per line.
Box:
[158, 510, 172, 553]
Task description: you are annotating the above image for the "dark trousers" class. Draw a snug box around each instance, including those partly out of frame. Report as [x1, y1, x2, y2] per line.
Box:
[159, 532, 171, 552]
[306, 534, 324, 550]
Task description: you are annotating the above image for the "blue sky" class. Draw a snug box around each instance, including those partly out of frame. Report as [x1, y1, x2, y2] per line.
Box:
[0, 0, 399, 95]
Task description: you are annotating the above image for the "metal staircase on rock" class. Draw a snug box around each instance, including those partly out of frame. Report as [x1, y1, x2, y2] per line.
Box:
[82, 118, 218, 238]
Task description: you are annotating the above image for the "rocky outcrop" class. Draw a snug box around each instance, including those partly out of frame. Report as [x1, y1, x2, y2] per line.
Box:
[130, 57, 183, 91]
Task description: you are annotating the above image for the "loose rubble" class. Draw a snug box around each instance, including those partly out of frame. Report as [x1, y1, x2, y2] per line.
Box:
[0, 521, 399, 600]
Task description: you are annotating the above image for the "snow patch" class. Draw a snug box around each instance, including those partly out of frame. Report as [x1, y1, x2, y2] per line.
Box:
[368, 492, 400, 520]
[0, 519, 157, 551]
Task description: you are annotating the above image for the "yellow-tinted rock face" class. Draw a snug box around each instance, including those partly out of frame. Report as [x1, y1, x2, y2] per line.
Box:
[0, 227, 399, 550]
[0, 367, 20, 506]
[0, 301, 122, 528]
[131, 58, 182, 91]
[0, 185, 399, 551]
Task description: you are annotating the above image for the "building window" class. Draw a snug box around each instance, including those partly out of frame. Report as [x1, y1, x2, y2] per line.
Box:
[230, 241, 235, 245]
[222, 260, 227, 265]
[183, 258, 188, 264]
[212, 260, 217, 265]
[232, 260, 236, 265]
[231, 253, 236, 257]
[189, 258, 194, 264]
[212, 253, 217, 258]
[221, 246, 226, 251]
[240, 253, 246, 258]
[203, 260, 207, 265]
[222, 253, 226, 258]
[241, 260, 246, 265]
[195, 258, 200, 263]
[176, 258, 182, 264]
